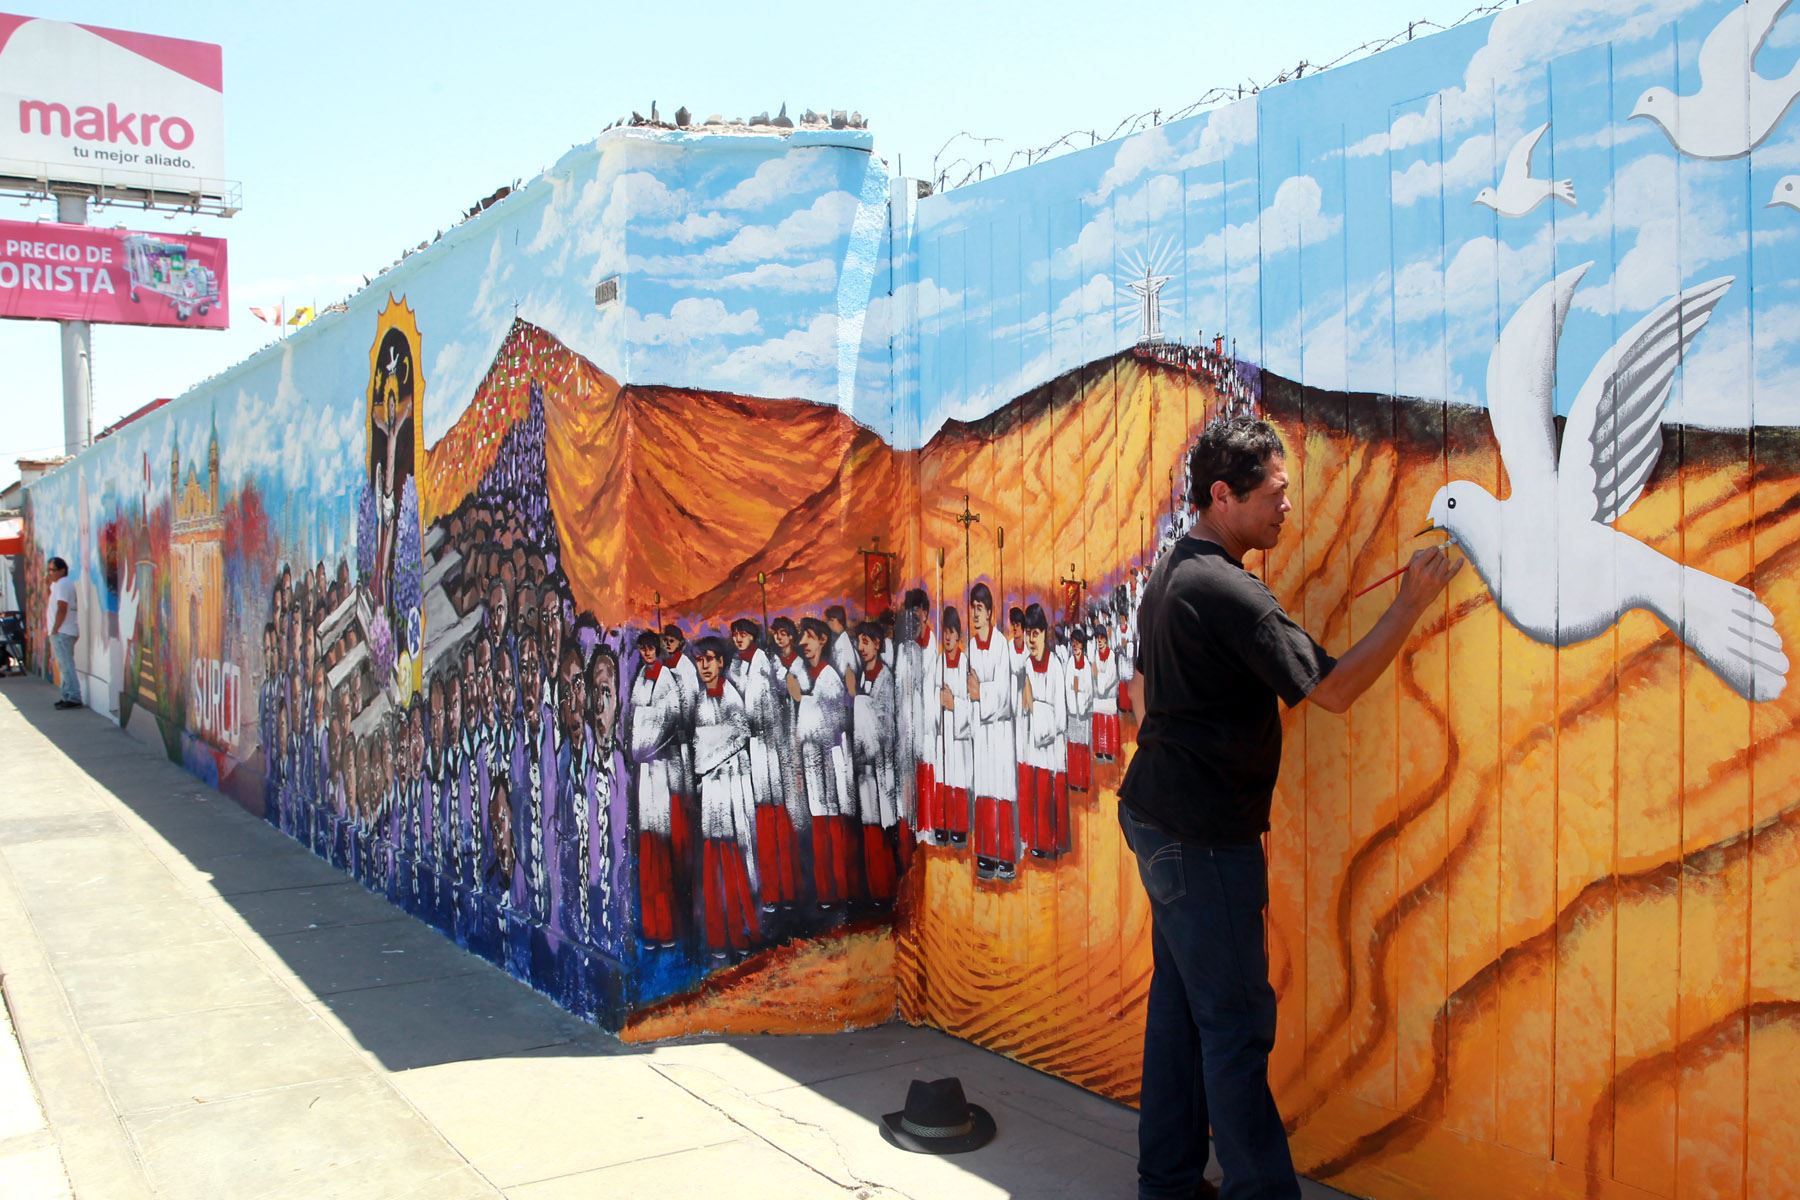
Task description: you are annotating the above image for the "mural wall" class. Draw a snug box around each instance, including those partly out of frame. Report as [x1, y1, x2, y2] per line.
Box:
[21, 126, 911, 1029]
[19, 0, 1800, 1195]
[885, 1, 1800, 1197]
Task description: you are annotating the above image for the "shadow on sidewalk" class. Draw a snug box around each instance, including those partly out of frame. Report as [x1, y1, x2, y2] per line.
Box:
[2, 674, 1211, 1200]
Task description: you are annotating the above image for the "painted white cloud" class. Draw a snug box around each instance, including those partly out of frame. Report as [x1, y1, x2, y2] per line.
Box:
[1172, 97, 1258, 170]
[1392, 225, 1555, 326]
[1563, 154, 1748, 316]
[864, 278, 963, 346]
[1089, 125, 1171, 205]
[714, 190, 860, 264]
[1391, 132, 1494, 207]
[1192, 174, 1342, 267]
[613, 171, 684, 219]
[1368, 0, 1712, 159]
[716, 150, 836, 210]
[638, 190, 862, 273]
[711, 313, 839, 398]
[671, 259, 839, 293]
[650, 211, 739, 244]
[629, 297, 760, 346]
[1681, 299, 1800, 427]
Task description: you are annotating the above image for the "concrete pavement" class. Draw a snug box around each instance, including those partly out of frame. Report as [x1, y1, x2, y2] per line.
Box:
[0, 674, 1354, 1199]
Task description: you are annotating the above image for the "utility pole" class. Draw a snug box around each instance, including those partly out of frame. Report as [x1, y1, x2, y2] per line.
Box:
[55, 189, 94, 453]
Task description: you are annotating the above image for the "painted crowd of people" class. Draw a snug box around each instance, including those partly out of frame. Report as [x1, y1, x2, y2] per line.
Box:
[1134, 330, 1260, 419]
[257, 370, 1150, 990]
[629, 576, 1145, 966]
[257, 385, 626, 1017]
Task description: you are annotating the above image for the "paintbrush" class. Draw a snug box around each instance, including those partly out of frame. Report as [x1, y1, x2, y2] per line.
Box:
[1353, 528, 1452, 598]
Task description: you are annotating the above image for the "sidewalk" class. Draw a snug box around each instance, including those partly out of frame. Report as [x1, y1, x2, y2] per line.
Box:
[0, 674, 1353, 1199]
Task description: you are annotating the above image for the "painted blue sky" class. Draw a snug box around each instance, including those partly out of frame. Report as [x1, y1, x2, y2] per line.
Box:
[12, 0, 1500, 475]
[897, 0, 1800, 444]
[23, 125, 885, 574]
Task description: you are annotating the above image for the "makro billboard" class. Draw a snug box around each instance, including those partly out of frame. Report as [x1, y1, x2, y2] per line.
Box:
[0, 219, 227, 328]
[0, 13, 224, 197]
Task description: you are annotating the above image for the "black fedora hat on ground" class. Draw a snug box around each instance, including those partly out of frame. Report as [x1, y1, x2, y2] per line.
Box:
[879, 1077, 997, 1155]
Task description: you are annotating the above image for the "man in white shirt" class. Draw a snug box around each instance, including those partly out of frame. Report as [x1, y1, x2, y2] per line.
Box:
[45, 556, 81, 709]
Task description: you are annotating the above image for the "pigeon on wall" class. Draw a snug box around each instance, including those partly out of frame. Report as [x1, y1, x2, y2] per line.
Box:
[1630, 0, 1800, 159]
[1769, 174, 1800, 210]
[1474, 123, 1576, 216]
[1425, 263, 1788, 702]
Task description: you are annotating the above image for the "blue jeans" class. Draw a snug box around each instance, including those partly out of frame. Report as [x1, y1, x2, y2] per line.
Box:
[52, 633, 81, 704]
[1118, 804, 1298, 1200]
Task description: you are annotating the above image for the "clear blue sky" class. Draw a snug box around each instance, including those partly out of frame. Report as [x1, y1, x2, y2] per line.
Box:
[0, 0, 1485, 477]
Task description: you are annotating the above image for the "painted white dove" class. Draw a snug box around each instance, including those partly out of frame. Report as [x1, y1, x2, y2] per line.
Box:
[1769, 174, 1800, 209]
[1426, 263, 1788, 702]
[1474, 123, 1576, 217]
[1631, 0, 1800, 159]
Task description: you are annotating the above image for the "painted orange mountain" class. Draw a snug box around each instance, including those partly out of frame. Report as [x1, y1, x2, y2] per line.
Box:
[424, 321, 1226, 630]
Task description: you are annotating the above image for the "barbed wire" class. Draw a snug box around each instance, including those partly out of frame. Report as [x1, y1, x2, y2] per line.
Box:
[928, 0, 1519, 194]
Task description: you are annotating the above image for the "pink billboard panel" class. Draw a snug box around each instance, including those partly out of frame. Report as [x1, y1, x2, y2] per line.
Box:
[0, 218, 227, 328]
[0, 13, 226, 198]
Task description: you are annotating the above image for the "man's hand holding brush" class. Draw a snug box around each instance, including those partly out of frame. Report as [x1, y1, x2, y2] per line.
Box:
[1310, 543, 1462, 713]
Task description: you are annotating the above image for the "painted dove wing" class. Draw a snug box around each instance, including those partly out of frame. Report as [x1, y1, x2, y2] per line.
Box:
[1638, 0, 1800, 157]
[1502, 122, 1548, 186]
[1556, 274, 1786, 702]
[1485, 262, 1590, 499]
[1557, 275, 1733, 523]
[1700, 0, 1791, 89]
[1476, 123, 1575, 215]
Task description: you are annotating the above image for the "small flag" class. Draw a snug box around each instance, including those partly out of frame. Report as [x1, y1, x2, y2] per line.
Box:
[288, 306, 315, 328]
[252, 304, 284, 326]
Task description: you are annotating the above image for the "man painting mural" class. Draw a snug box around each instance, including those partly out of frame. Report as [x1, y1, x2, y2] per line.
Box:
[1119, 418, 1459, 1200]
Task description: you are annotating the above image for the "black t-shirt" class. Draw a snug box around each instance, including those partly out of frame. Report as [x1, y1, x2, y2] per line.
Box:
[1118, 536, 1336, 845]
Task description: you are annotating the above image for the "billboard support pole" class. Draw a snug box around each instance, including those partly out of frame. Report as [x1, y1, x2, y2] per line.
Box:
[55, 189, 93, 454]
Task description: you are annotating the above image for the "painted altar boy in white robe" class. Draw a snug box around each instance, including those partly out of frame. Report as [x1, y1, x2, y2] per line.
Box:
[628, 631, 685, 945]
[1092, 619, 1122, 762]
[933, 606, 974, 846]
[1018, 603, 1071, 858]
[692, 638, 758, 957]
[965, 584, 1018, 882]
[730, 618, 801, 908]
[790, 617, 859, 903]
[851, 621, 900, 901]
[1064, 625, 1094, 793]
[896, 588, 936, 868]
